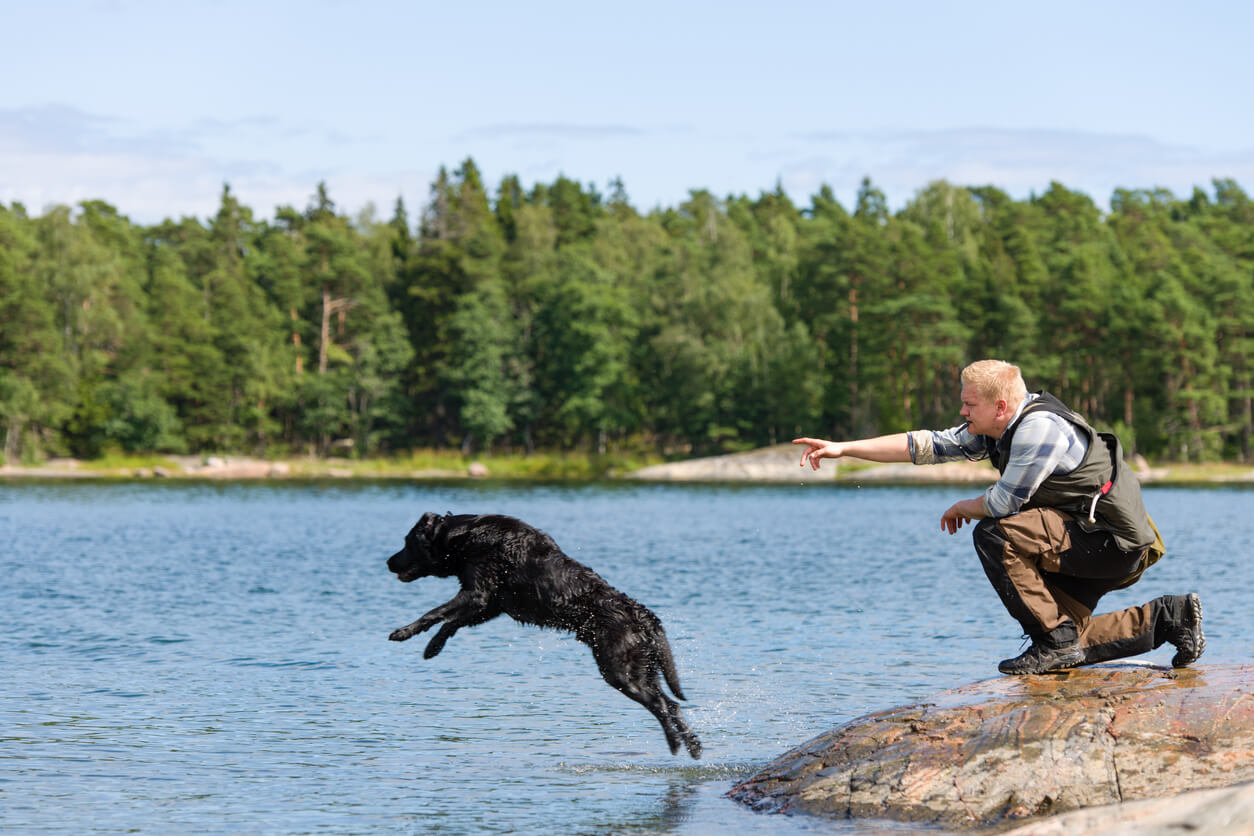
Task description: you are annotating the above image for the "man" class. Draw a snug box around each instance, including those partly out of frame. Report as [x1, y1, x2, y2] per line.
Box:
[793, 359, 1205, 675]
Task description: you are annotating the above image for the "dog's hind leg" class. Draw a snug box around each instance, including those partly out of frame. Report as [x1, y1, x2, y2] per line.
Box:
[632, 677, 702, 760]
[596, 658, 701, 758]
[633, 682, 702, 759]
[621, 680, 685, 756]
[669, 701, 703, 759]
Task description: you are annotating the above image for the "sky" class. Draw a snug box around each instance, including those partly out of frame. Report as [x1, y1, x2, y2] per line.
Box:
[3, 0, 1253, 225]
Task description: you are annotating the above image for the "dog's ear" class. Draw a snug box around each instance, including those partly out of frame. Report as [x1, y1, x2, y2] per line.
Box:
[417, 511, 441, 539]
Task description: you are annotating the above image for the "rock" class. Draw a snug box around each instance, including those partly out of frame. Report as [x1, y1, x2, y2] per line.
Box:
[842, 460, 997, 483]
[196, 459, 274, 479]
[467, 461, 489, 478]
[729, 663, 1254, 830]
[627, 444, 997, 483]
[628, 444, 838, 483]
[1001, 780, 1254, 836]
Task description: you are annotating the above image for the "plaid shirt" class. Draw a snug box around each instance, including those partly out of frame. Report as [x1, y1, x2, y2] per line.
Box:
[908, 393, 1089, 518]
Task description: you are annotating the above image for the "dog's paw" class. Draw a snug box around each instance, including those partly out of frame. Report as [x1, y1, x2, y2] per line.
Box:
[388, 627, 415, 641]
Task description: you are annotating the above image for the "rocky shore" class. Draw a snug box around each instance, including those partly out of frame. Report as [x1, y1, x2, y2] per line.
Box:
[3, 445, 1253, 483]
[0, 455, 469, 481]
[729, 663, 1254, 833]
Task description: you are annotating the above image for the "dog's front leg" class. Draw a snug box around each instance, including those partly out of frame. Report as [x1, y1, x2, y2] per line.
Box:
[389, 597, 461, 642]
[389, 589, 490, 643]
[423, 623, 459, 659]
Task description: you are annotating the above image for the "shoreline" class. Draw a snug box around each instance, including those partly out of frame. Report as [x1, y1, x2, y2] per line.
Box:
[3, 444, 1253, 485]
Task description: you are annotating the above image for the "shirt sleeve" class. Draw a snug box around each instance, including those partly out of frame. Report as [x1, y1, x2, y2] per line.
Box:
[982, 412, 1077, 518]
[908, 423, 989, 465]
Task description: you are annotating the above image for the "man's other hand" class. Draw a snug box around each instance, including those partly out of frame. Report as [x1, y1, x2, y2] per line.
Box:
[941, 498, 987, 534]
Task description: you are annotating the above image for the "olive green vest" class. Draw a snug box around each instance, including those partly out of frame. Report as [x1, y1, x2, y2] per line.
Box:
[988, 392, 1157, 552]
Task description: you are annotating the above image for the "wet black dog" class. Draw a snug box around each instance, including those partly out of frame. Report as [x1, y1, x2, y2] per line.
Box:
[387, 511, 702, 758]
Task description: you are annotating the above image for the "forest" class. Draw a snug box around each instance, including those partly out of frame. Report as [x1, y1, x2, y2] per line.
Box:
[1, 160, 1251, 465]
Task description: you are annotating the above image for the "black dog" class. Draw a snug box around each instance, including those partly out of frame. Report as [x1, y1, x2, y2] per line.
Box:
[387, 511, 702, 758]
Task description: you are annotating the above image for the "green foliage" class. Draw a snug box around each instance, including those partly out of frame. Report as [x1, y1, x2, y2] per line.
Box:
[99, 371, 187, 453]
[1, 168, 1252, 463]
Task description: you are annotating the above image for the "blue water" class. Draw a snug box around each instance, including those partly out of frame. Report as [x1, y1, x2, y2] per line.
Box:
[3, 481, 1250, 834]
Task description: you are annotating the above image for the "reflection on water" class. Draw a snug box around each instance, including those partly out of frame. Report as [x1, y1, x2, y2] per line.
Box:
[2, 481, 1249, 834]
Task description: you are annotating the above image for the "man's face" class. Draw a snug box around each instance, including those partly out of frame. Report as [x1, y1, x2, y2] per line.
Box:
[960, 384, 1005, 437]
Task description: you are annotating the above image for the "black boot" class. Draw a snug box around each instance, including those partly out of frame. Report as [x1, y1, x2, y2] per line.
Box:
[1168, 593, 1205, 668]
[998, 635, 1084, 675]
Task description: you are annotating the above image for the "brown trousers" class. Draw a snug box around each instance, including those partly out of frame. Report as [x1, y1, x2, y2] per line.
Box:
[972, 509, 1177, 663]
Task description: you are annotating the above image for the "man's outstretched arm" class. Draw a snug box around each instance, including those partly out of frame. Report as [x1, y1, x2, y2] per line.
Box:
[792, 433, 913, 470]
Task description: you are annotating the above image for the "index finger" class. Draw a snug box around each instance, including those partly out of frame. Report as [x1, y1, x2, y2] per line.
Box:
[792, 438, 817, 467]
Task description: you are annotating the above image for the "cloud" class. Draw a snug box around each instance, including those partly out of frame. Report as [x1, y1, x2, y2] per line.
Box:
[0, 145, 432, 225]
[457, 122, 645, 141]
[0, 104, 426, 223]
[4, 110, 1252, 225]
[0, 104, 156, 155]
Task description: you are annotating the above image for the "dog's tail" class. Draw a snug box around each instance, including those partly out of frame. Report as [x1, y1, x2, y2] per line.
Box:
[652, 622, 687, 701]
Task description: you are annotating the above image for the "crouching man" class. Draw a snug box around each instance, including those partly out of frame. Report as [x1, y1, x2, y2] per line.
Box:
[794, 359, 1204, 675]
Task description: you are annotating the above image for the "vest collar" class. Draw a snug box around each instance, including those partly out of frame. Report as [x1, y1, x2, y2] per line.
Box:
[995, 392, 1036, 441]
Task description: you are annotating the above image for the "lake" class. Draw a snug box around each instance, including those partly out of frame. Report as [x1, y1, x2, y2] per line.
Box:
[3, 481, 1250, 834]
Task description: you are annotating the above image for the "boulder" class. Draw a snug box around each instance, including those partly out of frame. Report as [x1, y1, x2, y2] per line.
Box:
[194, 458, 275, 479]
[1001, 780, 1254, 836]
[729, 663, 1254, 830]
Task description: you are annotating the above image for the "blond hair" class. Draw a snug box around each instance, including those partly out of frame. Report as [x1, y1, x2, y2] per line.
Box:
[961, 360, 1027, 404]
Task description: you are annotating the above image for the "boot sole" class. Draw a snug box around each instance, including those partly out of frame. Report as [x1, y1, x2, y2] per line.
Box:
[1172, 593, 1205, 668]
[999, 647, 1085, 675]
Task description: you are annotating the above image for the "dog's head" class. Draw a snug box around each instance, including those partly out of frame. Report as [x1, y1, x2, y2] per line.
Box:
[387, 511, 453, 582]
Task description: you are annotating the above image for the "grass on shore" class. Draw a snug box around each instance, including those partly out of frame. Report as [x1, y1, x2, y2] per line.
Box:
[287, 449, 665, 479]
[54, 448, 666, 480]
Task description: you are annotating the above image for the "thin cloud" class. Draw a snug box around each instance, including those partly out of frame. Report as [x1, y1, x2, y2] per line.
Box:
[457, 122, 645, 141]
[777, 127, 1254, 208]
[0, 104, 210, 159]
[0, 104, 125, 154]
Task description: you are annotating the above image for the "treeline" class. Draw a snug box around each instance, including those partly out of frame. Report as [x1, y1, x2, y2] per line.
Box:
[1, 160, 1252, 464]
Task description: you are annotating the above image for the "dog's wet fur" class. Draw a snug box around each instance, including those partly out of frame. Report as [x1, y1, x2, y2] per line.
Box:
[387, 511, 702, 758]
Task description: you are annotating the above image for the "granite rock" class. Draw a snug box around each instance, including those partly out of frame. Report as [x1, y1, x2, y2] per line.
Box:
[729, 663, 1254, 830]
